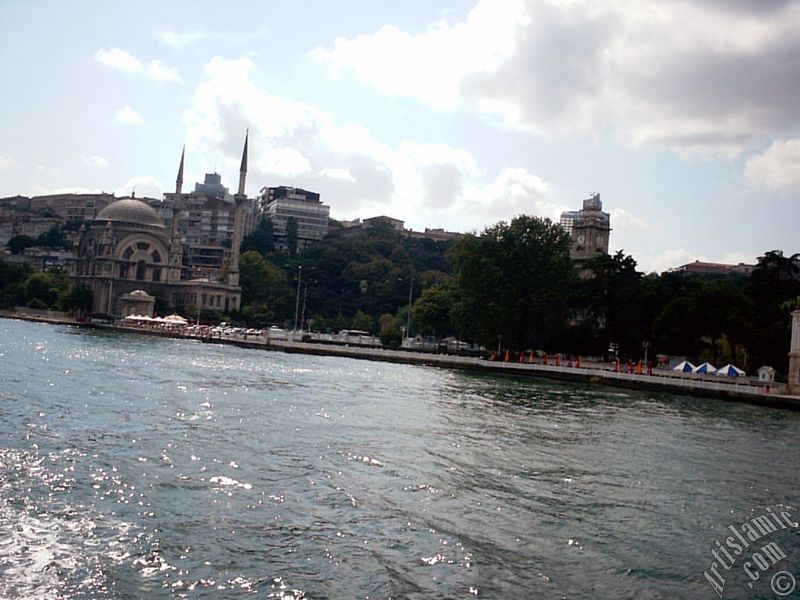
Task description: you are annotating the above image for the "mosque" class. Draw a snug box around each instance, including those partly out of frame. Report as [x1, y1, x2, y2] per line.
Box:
[70, 133, 250, 319]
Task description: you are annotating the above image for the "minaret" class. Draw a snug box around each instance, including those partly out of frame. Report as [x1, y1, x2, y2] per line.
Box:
[227, 131, 248, 295]
[167, 146, 185, 283]
[237, 129, 248, 196]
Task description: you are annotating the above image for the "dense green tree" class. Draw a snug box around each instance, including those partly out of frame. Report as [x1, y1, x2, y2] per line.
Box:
[56, 284, 93, 313]
[351, 310, 373, 333]
[36, 225, 68, 249]
[743, 250, 800, 371]
[450, 215, 577, 350]
[378, 313, 402, 347]
[281, 225, 440, 327]
[238, 251, 292, 324]
[241, 217, 274, 256]
[576, 251, 646, 358]
[653, 280, 755, 365]
[412, 284, 455, 337]
[23, 272, 60, 307]
[286, 217, 299, 257]
[0, 261, 31, 289]
[7, 234, 36, 255]
[751, 250, 800, 285]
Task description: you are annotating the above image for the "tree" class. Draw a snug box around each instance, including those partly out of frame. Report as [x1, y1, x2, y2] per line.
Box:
[241, 217, 274, 256]
[57, 284, 93, 313]
[286, 217, 299, 257]
[265, 223, 453, 330]
[450, 215, 577, 350]
[412, 284, 455, 337]
[351, 310, 373, 333]
[7, 234, 36, 255]
[23, 272, 59, 307]
[238, 251, 292, 324]
[36, 225, 68, 249]
[378, 313, 402, 347]
[743, 250, 800, 372]
[653, 280, 755, 364]
[751, 250, 800, 285]
[576, 251, 646, 357]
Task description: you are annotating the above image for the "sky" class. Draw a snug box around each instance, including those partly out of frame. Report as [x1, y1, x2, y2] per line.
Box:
[1, 0, 799, 273]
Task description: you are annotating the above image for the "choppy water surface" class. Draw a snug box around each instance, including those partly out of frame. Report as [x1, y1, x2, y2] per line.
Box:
[1, 318, 799, 599]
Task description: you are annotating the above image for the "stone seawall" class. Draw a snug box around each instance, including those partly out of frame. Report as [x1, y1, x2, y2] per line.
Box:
[199, 336, 799, 410]
[2, 312, 796, 409]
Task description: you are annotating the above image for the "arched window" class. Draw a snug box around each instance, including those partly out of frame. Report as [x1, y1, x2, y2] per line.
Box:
[136, 260, 146, 281]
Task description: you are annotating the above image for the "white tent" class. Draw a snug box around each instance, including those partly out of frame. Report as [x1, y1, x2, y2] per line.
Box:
[163, 314, 189, 324]
[693, 362, 717, 374]
[716, 363, 745, 377]
[673, 360, 696, 373]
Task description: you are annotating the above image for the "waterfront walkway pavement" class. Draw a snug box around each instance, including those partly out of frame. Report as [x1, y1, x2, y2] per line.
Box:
[1, 309, 797, 409]
[193, 332, 798, 409]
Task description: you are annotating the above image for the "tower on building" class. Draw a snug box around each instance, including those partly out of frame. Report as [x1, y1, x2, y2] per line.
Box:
[560, 193, 611, 263]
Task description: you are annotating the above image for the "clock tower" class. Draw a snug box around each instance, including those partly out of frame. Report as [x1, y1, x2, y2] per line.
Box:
[560, 193, 611, 263]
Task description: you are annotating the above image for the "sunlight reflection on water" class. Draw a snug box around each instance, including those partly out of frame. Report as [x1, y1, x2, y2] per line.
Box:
[1, 319, 799, 598]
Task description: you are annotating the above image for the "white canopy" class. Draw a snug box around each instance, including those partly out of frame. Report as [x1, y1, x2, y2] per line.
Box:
[163, 314, 189, 324]
[673, 360, 695, 373]
[716, 363, 745, 376]
[693, 362, 717, 374]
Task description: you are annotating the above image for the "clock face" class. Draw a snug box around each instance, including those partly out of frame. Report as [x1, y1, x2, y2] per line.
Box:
[597, 235, 605, 245]
[577, 234, 585, 244]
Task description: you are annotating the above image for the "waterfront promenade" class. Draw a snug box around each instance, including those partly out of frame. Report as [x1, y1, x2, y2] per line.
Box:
[2, 308, 796, 408]
[205, 335, 797, 408]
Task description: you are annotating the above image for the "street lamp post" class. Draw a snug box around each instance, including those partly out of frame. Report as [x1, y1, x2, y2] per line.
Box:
[642, 341, 651, 365]
[300, 282, 308, 332]
[293, 265, 302, 331]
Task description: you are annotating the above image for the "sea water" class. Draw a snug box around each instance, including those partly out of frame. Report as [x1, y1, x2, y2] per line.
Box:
[1, 318, 798, 599]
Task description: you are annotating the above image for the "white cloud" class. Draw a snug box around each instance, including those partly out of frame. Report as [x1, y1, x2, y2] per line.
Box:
[610, 208, 649, 231]
[744, 138, 800, 192]
[260, 148, 313, 178]
[183, 56, 559, 232]
[0, 154, 19, 171]
[94, 47, 182, 83]
[32, 186, 95, 195]
[637, 248, 697, 274]
[719, 251, 756, 265]
[158, 26, 269, 49]
[79, 154, 109, 168]
[319, 167, 355, 182]
[461, 167, 558, 224]
[311, 0, 527, 111]
[312, 0, 800, 155]
[633, 248, 758, 274]
[114, 175, 164, 199]
[158, 30, 209, 49]
[94, 47, 141, 74]
[114, 105, 144, 125]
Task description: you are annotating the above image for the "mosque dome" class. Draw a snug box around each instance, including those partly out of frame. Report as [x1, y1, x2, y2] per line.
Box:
[95, 198, 165, 228]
